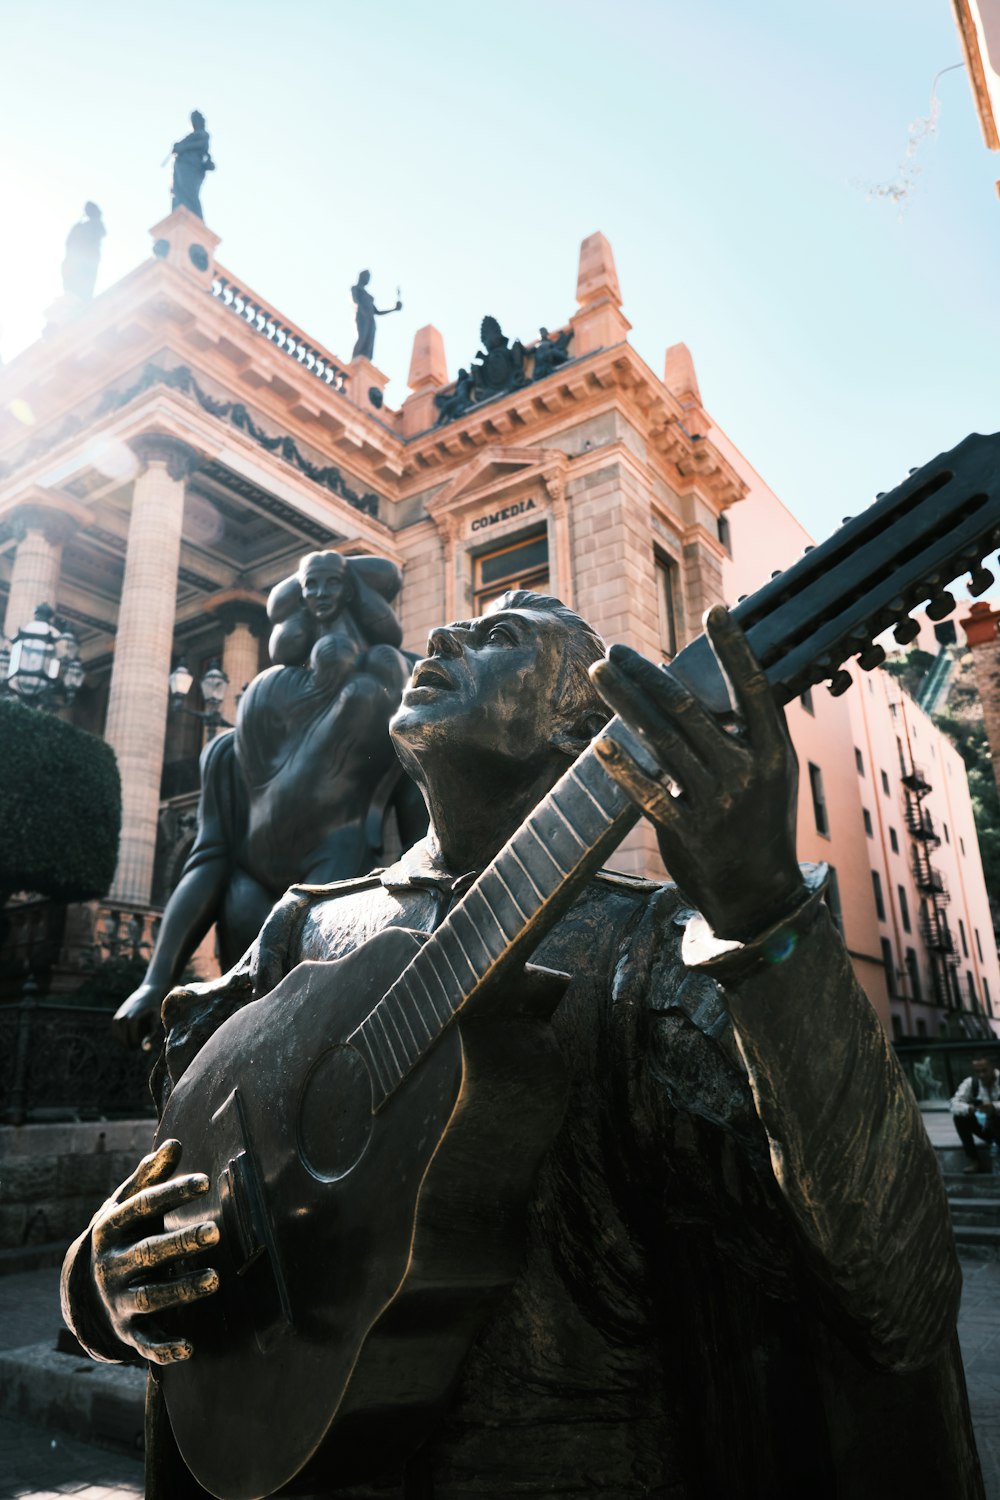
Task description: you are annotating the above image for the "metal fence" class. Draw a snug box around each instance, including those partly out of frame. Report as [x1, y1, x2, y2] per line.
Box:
[0, 980, 155, 1124]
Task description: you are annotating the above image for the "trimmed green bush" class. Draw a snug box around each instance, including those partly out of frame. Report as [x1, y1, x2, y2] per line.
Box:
[0, 697, 121, 901]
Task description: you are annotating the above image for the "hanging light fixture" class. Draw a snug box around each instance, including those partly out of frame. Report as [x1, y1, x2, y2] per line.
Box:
[3, 603, 85, 708]
[168, 655, 231, 735]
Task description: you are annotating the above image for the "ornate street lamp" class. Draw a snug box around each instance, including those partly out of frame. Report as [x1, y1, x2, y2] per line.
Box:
[1, 603, 85, 708]
[168, 655, 232, 734]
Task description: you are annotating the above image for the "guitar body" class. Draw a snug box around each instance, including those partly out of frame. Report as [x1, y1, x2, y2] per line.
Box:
[156, 926, 570, 1500]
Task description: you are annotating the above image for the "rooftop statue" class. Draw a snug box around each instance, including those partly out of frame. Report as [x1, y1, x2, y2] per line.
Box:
[61, 202, 105, 301]
[113, 551, 427, 1049]
[351, 270, 402, 362]
[169, 110, 214, 220]
[530, 325, 572, 382]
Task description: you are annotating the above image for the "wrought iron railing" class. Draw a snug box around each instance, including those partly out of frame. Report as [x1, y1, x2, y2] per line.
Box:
[0, 979, 154, 1124]
[211, 272, 349, 392]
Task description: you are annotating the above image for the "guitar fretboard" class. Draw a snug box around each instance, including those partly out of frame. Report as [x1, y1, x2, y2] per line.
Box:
[349, 737, 638, 1110]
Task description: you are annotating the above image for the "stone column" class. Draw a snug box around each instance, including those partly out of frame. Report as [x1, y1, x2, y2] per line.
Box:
[105, 435, 199, 907]
[3, 500, 80, 639]
[962, 601, 1000, 798]
[206, 594, 268, 726]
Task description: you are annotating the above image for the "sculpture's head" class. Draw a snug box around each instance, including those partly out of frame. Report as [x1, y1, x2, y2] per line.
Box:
[191, 110, 206, 130]
[357, 269, 371, 288]
[84, 201, 101, 220]
[391, 591, 609, 789]
[298, 551, 351, 624]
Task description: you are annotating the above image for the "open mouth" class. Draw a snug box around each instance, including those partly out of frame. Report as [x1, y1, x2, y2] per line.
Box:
[411, 659, 455, 691]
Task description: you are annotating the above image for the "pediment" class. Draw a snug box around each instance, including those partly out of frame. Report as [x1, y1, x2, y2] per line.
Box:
[429, 445, 562, 512]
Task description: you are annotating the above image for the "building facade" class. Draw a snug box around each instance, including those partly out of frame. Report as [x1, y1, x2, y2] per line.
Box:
[2, 207, 996, 1040]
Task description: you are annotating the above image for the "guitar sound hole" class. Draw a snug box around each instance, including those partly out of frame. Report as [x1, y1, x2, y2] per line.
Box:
[297, 1045, 374, 1182]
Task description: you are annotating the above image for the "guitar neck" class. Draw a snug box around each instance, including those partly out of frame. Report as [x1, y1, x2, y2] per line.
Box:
[348, 429, 1000, 1109]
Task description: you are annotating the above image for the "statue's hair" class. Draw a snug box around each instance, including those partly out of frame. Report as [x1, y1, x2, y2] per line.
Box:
[484, 590, 610, 738]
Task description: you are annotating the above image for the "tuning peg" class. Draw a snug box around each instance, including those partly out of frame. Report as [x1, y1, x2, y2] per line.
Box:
[858, 644, 886, 671]
[770, 570, 781, 579]
[737, 594, 748, 603]
[908, 467, 918, 475]
[842, 516, 853, 526]
[803, 544, 814, 553]
[969, 566, 994, 597]
[828, 670, 853, 696]
[875, 492, 887, 500]
[849, 624, 869, 641]
[894, 618, 920, 645]
[926, 592, 956, 621]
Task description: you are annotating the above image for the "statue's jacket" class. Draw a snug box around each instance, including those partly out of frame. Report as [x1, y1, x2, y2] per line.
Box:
[63, 846, 983, 1499]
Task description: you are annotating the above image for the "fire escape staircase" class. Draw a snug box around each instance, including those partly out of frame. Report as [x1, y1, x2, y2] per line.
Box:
[903, 763, 959, 1010]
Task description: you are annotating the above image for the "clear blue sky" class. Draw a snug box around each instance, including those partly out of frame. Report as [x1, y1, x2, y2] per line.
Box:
[2, 0, 997, 539]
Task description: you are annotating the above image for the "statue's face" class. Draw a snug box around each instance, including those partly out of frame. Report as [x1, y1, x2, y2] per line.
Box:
[301, 559, 346, 622]
[391, 607, 571, 770]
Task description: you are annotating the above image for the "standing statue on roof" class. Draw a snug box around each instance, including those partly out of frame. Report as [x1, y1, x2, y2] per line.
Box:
[169, 111, 215, 220]
[61, 202, 105, 301]
[351, 270, 402, 362]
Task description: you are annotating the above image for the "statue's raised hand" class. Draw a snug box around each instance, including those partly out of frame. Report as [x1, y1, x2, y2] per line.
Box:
[591, 605, 806, 943]
[87, 1139, 219, 1365]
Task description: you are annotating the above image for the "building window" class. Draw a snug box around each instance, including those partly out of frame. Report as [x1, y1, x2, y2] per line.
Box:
[960, 836, 966, 856]
[898, 886, 910, 933]
[872, 870, 886, 921]
[889, 827, 899, 854]
[943, 822, 950, 844]
[655, 551, 680, 660]
[825, 866, 844, 933]
[473, 528, 549, 612]
[855, 748, 864, 775]
[717, 512, 731, 554]
[880, 770, 890, 796]
[967, 971, 978, 1010]
[863, 808, 873, 837]
[916, 1018, 928, 1037]
[959, 918, 969, 957]
[808, 763, 829, 836]
[905, 946, 922, 1002]
[800, 686, 815, 715]
[881, 937, 896, 996]
[891, 1014, 903, 1042]
[985, 977, 993, 1018]
[976, 928, 984, 963]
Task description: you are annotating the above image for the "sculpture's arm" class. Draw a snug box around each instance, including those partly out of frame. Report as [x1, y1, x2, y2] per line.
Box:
[592, 609, 959, 1374]
[682, 885, 960, 1374]
[347, 557, 403, 649]
[113, 732, 247, 1047]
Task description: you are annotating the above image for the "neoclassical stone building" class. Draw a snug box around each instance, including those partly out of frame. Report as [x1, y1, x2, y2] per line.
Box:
[2, 207, 997, 1045]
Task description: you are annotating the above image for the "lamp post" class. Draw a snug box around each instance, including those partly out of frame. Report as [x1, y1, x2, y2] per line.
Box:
[0, 603, 86, 709]
[169, 656, 232, 736]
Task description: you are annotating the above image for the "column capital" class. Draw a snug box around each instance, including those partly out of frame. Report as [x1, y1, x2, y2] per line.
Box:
[3, 487, 90, 546]
[130, 432, 202, 481]
[202, 588, 269, 636]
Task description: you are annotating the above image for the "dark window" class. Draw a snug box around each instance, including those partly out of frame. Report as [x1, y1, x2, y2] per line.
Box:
[809, 763, 829, 837]
[889, 827, 899, 854]
[905, 946, 922, 1002]
[985, 977, 993, 1018]
[825, 866, 844, 933]
[880, 770, 890, 796]
[801, 687, 815, 715]
[654, 551, 680, 659]
[967, 971, 978, 1009]
[855, 748, 864, 775]
[863, 808, 873, 837]
[881, 937, 896, 996]
[891, 1014, 903, 1041]
[959, 918, 969, 957]
[474, 528, 549, 611]
[872, 870, 886, 921]
[898, 885, 910, 933]
[916, 1018, 928, 1037]
[940, 1021, 949, 1036]
[943, 822, 950, 844]
[960, 836, 966, 856]
[717, 513, 732, 554]
[976, 928, 984, 962]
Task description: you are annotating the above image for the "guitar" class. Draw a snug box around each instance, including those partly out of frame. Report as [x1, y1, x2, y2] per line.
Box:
[156, 431, 1000, 1499]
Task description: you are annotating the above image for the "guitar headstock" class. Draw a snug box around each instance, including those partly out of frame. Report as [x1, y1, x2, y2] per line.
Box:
[669, 431, 1000, 717]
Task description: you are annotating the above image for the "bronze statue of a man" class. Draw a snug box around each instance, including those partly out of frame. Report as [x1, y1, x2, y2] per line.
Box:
[114, 552, 426, 1047]
[170, 111, 214, 220]
[64, 595, 980, 1499]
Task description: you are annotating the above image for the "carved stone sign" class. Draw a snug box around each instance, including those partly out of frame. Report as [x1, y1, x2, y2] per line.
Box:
[470, 496, 538, 533]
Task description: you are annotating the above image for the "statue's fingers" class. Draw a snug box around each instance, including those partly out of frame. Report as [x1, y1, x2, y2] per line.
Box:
[125, 1220, 219, 1276]
[127, 1323, 194, 1367]
[593, 733, 685, 827]
[123, 1268, 219, 1319]
[704, 607, 786, 764]
[100, 1173, 210, 1244]
[591, 657, 713, 797]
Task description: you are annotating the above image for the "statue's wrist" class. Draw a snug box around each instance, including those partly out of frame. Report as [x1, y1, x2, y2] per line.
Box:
[681, 864, 828, 981]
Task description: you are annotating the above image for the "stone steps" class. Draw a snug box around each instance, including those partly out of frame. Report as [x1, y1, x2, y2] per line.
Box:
[939, 1150, 1000, 1259]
